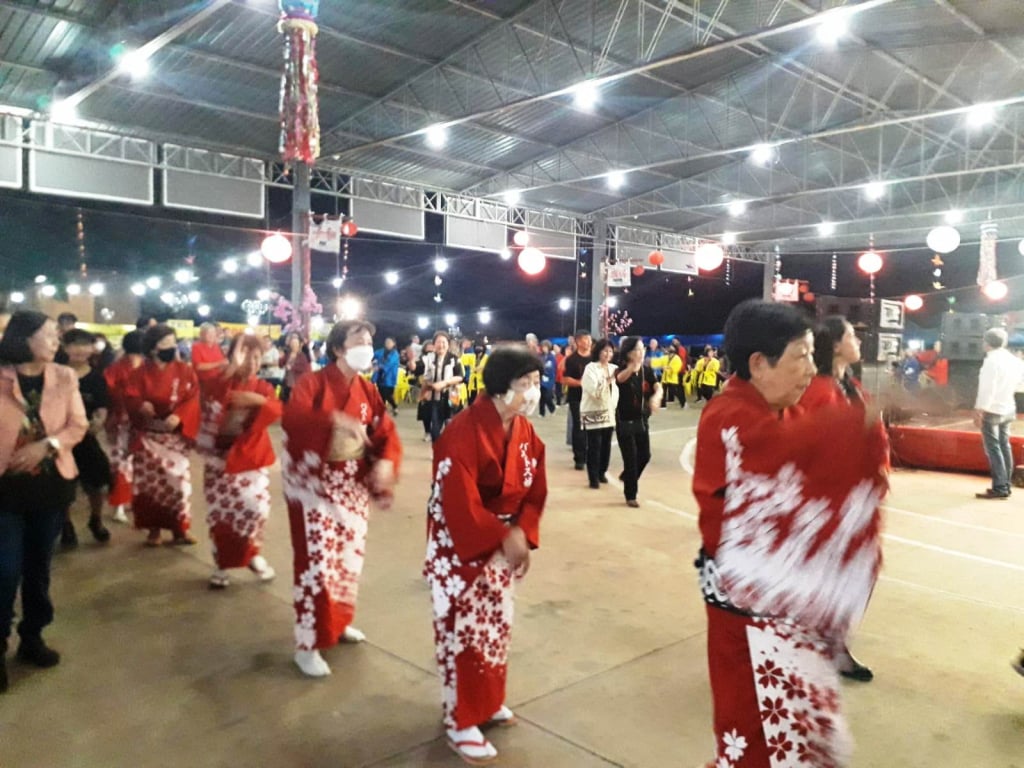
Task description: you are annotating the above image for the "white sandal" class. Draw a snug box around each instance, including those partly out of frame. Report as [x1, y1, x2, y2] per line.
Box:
[446, 726, 497, 765]
[248, 555, 276, 582]
[208, 570, 230, 589]
[486, 705, 517, 727]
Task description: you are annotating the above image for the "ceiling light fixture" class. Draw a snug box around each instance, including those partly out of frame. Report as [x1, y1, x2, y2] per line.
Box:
[817, 221, 836, 237]
[606, 171, 626, 190]
[728, 199, 748, 217]
[425, 123, 448, 150]
[966, 103, 997, 129]
[573, 80, 600, 111]
[863, 181, 887, 201]
[749, 143, 776, 166]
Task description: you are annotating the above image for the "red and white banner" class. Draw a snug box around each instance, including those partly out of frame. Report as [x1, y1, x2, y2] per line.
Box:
[309, 217, 341, 253]
[606, 263, 632, 288]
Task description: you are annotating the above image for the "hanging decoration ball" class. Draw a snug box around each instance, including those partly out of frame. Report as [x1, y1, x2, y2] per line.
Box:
[695, 243, 725, 271]
[261, 233, 293, 264]
[798, 283, 808, 294]
[925, 226, 960, 254]
[632, 264, 645, 277]
[904, 294, 924, 311]
[648, 250, 665, 267]
[982, 280, 1009, 301]
[857, 249, 883, 275]
[341, 220, 358, 238]
[803, 292, 815, 303]
[513, 230, 529, 247]
[947, 296, 957, 305]
[518, 247, 547, 276]
[1018, 239, 1024, 257]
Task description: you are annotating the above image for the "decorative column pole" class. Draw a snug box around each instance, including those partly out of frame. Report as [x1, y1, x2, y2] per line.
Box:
[278, 0, 320, 333]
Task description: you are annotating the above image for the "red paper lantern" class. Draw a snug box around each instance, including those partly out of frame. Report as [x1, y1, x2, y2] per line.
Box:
[341, 220, 358, 237]
[803, 292, 815, 303]
[632, 265, 645, 277]
[260, 233, 292, 264]
[857, 250, 883, 275]
[648, 250, 665, 267]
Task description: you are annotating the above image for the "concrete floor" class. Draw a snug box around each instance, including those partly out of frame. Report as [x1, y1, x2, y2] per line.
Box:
[2, 404, 1023, 767]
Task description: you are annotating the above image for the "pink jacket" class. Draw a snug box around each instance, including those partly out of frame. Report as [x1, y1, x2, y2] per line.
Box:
[0, 363, 88, 479]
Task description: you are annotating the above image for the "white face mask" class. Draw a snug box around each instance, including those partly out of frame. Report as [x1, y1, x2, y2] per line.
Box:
[344, 344, 375, 372]
[503, 385, 541, 416]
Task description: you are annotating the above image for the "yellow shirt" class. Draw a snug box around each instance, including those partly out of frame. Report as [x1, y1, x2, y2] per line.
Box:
[696, 357, 720, 386]
[662, 355, 682, 385]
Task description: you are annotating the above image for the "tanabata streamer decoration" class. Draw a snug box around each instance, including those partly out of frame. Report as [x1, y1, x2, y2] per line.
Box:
[977, 220, 998, 286]
[278, 0, 321, 164]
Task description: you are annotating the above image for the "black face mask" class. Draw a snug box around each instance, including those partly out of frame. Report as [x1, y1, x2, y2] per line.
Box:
[156, 348, 176, 363]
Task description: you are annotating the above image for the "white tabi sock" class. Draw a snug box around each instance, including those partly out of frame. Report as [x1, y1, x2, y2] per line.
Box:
[339, 626, 366, 643]
[112, 505, 129, 523]
[248, 555, 276, 582]
[488, 705, 515, 724]
[446, 726, 497, 762]
[294, 649, 331, 677]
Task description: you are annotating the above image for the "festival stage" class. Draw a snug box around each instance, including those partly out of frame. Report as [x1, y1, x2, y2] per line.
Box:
[888, 414, 1024, 476]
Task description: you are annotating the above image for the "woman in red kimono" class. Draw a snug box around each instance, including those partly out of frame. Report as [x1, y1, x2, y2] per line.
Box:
[124, 324, 201, 547]
[693, 301, 888, 768]
[103, 330, 144, 524]
[800, 316, 889, 684]
[197, 335, 281, 589]
[282, 319, 402, 678]
[424, 346, 547, 766]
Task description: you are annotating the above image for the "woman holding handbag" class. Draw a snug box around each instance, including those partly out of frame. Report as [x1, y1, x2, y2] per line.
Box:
[580, 339, 619, 489]
[615, 337, 662, 507]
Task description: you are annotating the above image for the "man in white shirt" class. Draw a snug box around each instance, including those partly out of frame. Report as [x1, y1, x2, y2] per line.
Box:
[974, 328, 1024, 499]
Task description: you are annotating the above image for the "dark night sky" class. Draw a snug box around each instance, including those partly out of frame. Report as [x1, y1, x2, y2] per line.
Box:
[2, 184, 1022, 341]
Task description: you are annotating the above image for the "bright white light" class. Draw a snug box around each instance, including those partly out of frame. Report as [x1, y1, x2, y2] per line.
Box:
[246, 251, 263, 268]
[425, 123, 448, 150]
[863, 181, 887, 201]
[573, 80, 600, 111]
[34, 275, 47, 284]
[728, 199, 748, 217]
[558, 297, 572, 312]
[222, 258, 239, 274]
[606, 295, 618, 309]
[944, 209, 964, 225]
[247, 315, 260, 327]
[478, 310, 491, 325]
[66, 283, 81, 296]
[433, 293, 443, 303]
[50, 99, 77, 123]
[224, 290, 238, 303]
[88, 282, 105, 296]
[499, 248, 512, 261]
[502, 189, 521, 206]
[174, 269, 193, 284]
[607, 171, 626, 190]
[310, 315, 325, 332]
[256, 288, 271, 301]
[10, 291, 24, 304]
[40, 284, 57, 297]
[117, 50, 151, 80]
[145, 276, 161, 290]
[816, 9, 849, 45]
[384, 271, 399, 286]
[926, 226, 960, 254]
[331, 276, 343, 289]
[750, 143, 775, 166]
[417, 315, 430, 330]
[982, 281, 1008, 301]
[967, 103, 997, 129]
[444, 313, 457, 327]
[817, 221, 836, 237]
[337, 296, 362, 320]
[160, 292, 176, 305]
[197, 305, 211, 318]
[124, 283, 142, 298]
[722, 231, 737, 246]
[435, 257, 449, 273]
[187, 290, 200, 303]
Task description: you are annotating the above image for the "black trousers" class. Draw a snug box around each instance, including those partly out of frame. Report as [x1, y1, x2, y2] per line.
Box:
[699, 384, 716, 402]
[585, 427, 614, 485]
[377, 384, 397, 410]
[539, 387, 556, 417]
[664, 383, 685, 407]
[568, 399, 587, 466]
[555, 385, 563, 406]
[617, 423, 651, 501]
[0, 503, 64, 642]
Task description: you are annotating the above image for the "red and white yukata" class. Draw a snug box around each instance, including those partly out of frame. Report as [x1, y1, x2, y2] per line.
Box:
[281, 364, 402, 651]
[124, 360, 201, 535]
[424, 395, 547, 729]
[197, 374, 281, 569]
[103, 355, 138, 507]
[693, 376, 888, 767]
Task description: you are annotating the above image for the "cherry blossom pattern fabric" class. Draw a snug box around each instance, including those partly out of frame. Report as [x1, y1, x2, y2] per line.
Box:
[131, 432, 193, 533]
[204, 454, 270, 569]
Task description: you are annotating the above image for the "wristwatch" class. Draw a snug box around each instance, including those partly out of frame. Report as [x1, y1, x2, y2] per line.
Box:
[45, 436, 61, 456]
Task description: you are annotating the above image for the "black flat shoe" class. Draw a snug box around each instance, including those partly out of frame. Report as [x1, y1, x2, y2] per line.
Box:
[599, 475, 609, 484]
[975, 489, 1010, 500]
[60, 520, 78, 549]
[16, 636, 60, 668]
[588, 481, 599, 489]
[839, 659, 873, 682]
[87, 517, 111, 544]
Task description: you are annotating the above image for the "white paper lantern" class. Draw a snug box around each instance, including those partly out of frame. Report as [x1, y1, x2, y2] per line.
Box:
[904, 294, 924, 311]
[517, 247, 546, 275]
[926, 226, 960, 254]
[982, 281, 1008, 301]
[695, 243, 725, 271]
[1018, 239, 1024, 257]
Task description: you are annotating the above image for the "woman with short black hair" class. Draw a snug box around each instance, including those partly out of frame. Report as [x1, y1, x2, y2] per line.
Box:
[420, 331, 463, 443]
[580, 338, 619, 489]
[615, 336, 662, 507]
[103, 330, 145, 523]
[425, 345, 547, 765]
[124, 324, 201, 547]
[0, 311, 88, 692]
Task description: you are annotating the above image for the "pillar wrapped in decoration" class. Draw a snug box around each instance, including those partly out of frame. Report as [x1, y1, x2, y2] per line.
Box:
[977, 219, 998, 286]
[278, 0, 321, 164]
